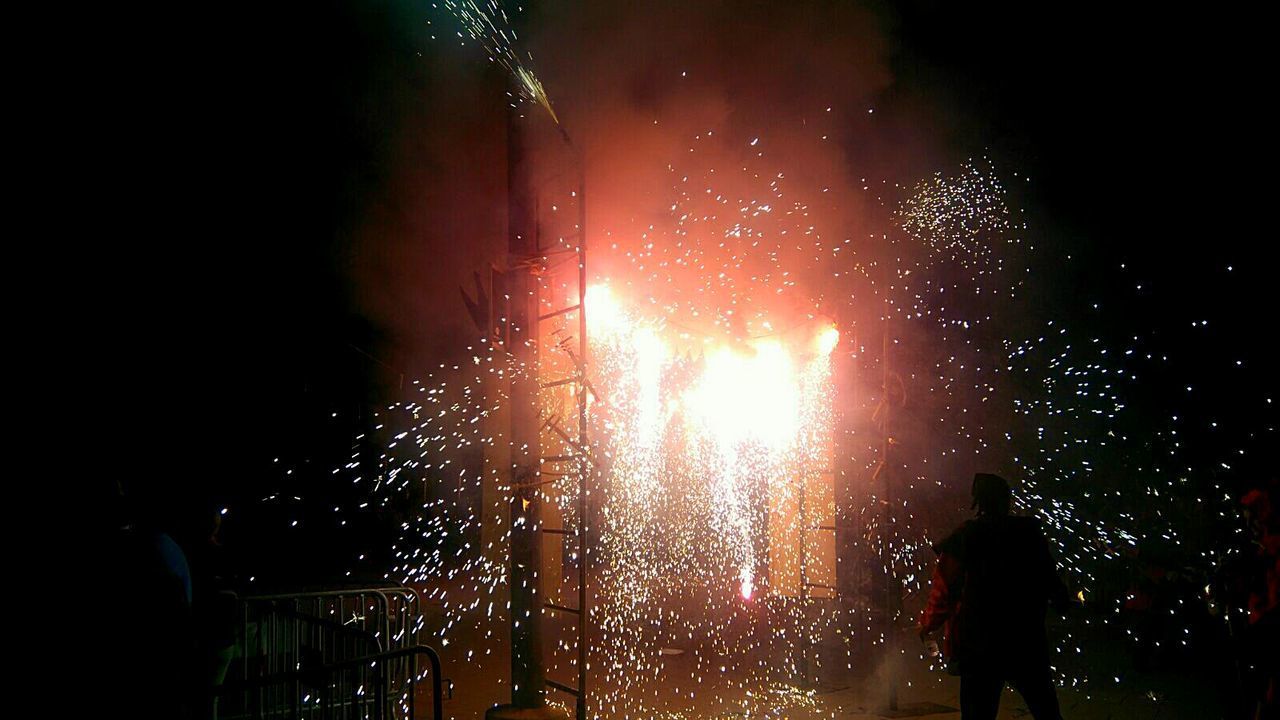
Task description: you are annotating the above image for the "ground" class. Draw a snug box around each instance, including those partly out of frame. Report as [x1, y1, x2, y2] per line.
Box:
[418, 584, 1226, 719]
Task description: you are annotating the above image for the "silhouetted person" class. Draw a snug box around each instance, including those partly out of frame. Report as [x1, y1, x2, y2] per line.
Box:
[104, 480, 195, 719]
[919, 473, 1072, 720]
[187, 507, 239, 719]
[1238, 482, 1279, 718]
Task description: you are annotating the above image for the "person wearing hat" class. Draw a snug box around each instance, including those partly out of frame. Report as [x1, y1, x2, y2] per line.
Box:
[919, 473, 1074, 719]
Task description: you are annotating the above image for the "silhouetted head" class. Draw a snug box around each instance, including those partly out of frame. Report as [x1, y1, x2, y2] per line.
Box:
[972, 473, 1011, 517]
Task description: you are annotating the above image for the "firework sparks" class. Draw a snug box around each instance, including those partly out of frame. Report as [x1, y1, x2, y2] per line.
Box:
[434, 0, 559, 121]
[253, 114, 1272, 715]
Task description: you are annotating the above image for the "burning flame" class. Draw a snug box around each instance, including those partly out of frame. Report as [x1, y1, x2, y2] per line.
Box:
[685, 340, 800, 450]
[817, 325, 840, 355]
[586, 284, 837, 603]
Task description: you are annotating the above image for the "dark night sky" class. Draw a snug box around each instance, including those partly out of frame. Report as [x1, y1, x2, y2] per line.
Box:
[93, 1, 1273, 549]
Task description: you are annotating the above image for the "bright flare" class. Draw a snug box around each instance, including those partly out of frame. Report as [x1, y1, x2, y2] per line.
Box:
[817, 325, 840, 355]
[685, 340, 800, 450]
[585, 284, 835, 632]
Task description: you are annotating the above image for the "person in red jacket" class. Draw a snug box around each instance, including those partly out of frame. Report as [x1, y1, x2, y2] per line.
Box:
[1239, 483, 1279, 717]
[919, 473, 1073, 720]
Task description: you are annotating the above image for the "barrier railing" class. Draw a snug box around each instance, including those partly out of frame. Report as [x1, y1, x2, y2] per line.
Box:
[218, 585, 435, 720]
[217, 645, 443, 720]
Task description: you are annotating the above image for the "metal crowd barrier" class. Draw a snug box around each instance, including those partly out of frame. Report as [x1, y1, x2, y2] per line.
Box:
[218, 585, 437, 720]
[217, 645, 442, 720]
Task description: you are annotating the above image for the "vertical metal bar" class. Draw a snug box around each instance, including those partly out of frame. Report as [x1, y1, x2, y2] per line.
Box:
[409, 652, 416, 720]
[377, 661, 388, 720]
[321, 667, 332, 720]
[506, 93, 549, 711]
[293, 599, 302, 718]
[359, 663, 366, 720]
[882, 321, 898, 711]
[428, 649, 444, 720]
[260, 604, 269, 718]
[243, 601, 250, 684]
[575, 159, 589, 720]
[253, 649, 262, 720]
[799, 467, 809, 687]
[373, 591, 391, 651]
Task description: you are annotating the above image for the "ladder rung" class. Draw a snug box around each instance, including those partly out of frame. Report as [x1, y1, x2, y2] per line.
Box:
[541, 376, 580, 389]
[546, 679, 581, 697]
[543, 417, 587, 452]
[512, 477, 559, 490]
[537, 247, 580, 258]
[804, 583, 837, 590]
[541, 527, 574, 535]
[541, 455, 580, 463]
[541, 231, 582, 242]
[539, 304, 581, 321]
[545, 602, 582, 615]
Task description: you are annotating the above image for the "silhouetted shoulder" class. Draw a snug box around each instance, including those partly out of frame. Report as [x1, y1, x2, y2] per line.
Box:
[934, 516, 1046, 557]
[933, 521, 972, 557]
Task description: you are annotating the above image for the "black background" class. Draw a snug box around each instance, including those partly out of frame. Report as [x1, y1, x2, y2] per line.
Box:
[81, 1, 1273, 580]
